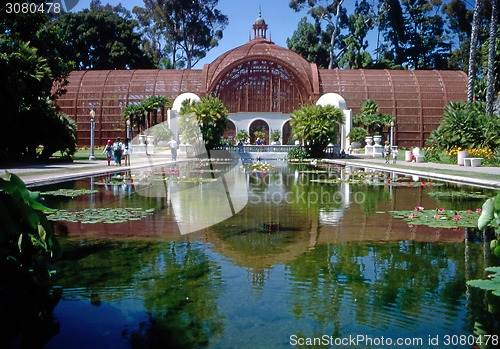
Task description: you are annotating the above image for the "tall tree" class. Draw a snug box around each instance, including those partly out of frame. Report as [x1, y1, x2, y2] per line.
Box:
[337, 0, 375, 68]
[486, 0, 498, 114]
[50, 0, 154, 70]
[289, 0, 347, 69]
[0, 2, 76, 158]
[378, 0, 451, 69]
[134, 0, 228, 69]
[467, 0, 484, 103]
[287, 17, 330, 68]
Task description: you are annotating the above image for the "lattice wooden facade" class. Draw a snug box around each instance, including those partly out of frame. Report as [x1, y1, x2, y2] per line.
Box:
[55, 15, 467, 148]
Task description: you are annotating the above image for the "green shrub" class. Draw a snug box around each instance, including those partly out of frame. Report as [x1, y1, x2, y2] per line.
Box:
[287, 147, 310, 161]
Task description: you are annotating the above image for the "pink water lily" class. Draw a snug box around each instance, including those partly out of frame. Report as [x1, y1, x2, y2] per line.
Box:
[408, 213, 416, 219]
[476, 208, 482, 213]
[433, 215, 440, 219]
[466, 209, 472, 214]
[438, 208, 444, 213]
[454, 215, 462, 221]
[414, 206, 424, 211]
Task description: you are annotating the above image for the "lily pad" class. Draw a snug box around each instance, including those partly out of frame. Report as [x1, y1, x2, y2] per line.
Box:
[428, 191, 488, 200]
[46, 207, 155, 224]
[389, 208, 481, 228]
[41, 188, 99, 197]
[467, 267, 500, 297]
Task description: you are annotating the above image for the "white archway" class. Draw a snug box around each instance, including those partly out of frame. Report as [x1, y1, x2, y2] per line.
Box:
[316, 93, 352, 150]
[168, 92, 201, 139]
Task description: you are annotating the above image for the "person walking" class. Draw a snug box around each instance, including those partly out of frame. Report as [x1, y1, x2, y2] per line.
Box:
[123, 138, 131, 166]
[113, 137, 123, 166]
[168, 138, 178, 161]
[103, 140, 113, 166]
[384, 141, 391, 164]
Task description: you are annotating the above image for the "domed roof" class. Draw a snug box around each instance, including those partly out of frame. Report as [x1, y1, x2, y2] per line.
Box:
[255, 10, 266, 25]
[205, 39, 316, 96]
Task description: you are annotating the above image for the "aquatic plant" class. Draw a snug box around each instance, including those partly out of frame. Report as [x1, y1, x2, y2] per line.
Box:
[467, 193, 500, 297]
[389, 207, 481, 228]
[242, 162, 277, 171]
[46, 207, 155, 224]
[40, 188, 99, 198]
[0, 172, 62, 343]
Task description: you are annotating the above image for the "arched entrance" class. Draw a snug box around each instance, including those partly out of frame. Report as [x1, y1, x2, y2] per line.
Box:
[249, 119, 269, 144]
[223, 120, 236, 143]
[282, 120, 293, 145]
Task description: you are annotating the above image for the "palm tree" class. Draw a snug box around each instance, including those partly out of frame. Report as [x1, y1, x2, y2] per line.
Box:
[141, 95, 170, 128]
[180, 95, 228, 152]
[122, 104, 146, 135]
[290, 104, 344, 158]
[467, 0, 484, 104]
[486, 0, 498, 114]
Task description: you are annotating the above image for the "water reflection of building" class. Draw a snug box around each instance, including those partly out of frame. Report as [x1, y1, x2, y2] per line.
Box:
[55, 12, 467, 149]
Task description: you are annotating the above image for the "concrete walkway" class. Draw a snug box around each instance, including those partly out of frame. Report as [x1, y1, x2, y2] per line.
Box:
[1, 152, 182, 187]
[325, 156, 500, 189]
[2, 151, 500, 189]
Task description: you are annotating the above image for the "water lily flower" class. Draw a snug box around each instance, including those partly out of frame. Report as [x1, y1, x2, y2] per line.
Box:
[454, 215, 462, 221]
[429, 184, 433, 188]
[466, 209, 472, 214]
[476, 208, 482, 213]
[408, 213, 415, 219]
[438, 208, 444, 213]
[434, 215, 439, 219]
[414, 206, 424, 211]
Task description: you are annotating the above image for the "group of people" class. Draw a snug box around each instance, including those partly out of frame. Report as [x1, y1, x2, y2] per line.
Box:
[103, 137, 130, 166]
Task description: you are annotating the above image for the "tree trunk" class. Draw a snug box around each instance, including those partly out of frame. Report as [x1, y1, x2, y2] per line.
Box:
[328, 0, 344, 69]
[467, 0, 484, 104]
[486, 0, 498, 114]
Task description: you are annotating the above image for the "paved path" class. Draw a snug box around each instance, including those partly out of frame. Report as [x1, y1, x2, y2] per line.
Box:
[2, 152, 500, 189]
[1, 153, 181, 187]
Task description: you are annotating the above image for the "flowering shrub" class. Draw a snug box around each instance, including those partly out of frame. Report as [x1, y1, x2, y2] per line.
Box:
[445, 146, 494, 160]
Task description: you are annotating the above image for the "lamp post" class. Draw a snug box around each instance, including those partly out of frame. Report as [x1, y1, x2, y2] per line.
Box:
[89, 109, 96, 160]
[126, 119, 131, 140]
[390, 121, 395, 149]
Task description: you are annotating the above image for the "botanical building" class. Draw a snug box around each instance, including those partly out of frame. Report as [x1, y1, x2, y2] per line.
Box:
[55, 13, 467, 149]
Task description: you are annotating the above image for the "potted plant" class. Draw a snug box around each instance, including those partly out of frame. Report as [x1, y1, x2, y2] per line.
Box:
[270, 129, 281, 145]
[347, 127, 367, 151]
[235, 130, 250, 144]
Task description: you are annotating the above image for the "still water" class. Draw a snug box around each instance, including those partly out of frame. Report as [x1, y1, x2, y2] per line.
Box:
[39, 159, 500, 348]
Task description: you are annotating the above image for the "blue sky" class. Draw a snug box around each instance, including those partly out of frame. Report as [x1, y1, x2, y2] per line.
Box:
[72, 0, 360, 68]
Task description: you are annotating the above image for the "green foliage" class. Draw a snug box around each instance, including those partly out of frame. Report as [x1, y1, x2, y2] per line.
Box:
[426, 101, 500, 151]
[151, 122, 174, 142]
[180, 95, 229, 151]
[287, 147, 310, 161]
[142, 95, 171, 126]
[353, 100, 395, 136]
[0, 171, 61, 299]
[290, 104, 344, 158]
[122, 104, 146, 133]
[133, 0, 228, 69]
[347, 127, 368, 143]
[270, 129, 281, 142]
[287, 17, 329, 68]
[50, 2, 154, 70]
[467, 267, 500, 297]
[46, 207, 155, 224]
[234, 130, 250, 143]
[0, 16, 76, 158]
[390, 208, 481, 229]
[469, 193, 500, 297]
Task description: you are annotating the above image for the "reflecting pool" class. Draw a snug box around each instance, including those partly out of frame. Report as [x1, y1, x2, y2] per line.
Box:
[34, 160, 500, 347]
